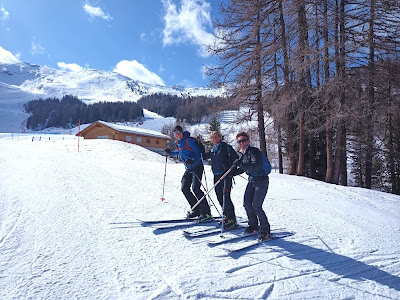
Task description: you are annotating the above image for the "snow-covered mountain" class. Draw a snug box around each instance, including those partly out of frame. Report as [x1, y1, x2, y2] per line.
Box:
[0, 60, 223, 133]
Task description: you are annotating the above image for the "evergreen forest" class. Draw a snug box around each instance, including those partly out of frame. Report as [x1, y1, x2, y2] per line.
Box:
[137, 93, 236, 124]
[24, 95, 143, 130]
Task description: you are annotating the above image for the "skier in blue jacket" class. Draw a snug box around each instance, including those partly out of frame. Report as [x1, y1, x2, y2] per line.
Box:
[165, 125, 211, 220]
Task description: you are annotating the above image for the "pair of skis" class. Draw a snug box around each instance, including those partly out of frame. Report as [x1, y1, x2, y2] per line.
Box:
[139, 217, 294, 253]
[184, 225, 295, 253]
[137, 216, 222, 230]
[183, 224, 247, 238]
[219, 231, 295, 253]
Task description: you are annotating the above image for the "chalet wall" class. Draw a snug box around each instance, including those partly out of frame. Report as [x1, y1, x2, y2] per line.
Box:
[81, 123, 116, 139]
[114, 132, 168, 149]
[80, 122, 169, 149]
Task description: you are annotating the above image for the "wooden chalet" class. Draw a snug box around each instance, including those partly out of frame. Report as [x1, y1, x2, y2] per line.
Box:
[77, 121, 171, 153]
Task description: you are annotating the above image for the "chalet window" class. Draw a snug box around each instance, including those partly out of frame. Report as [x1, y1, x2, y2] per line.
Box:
[137, 137, 142, 143]
[155, 140, 160, 145]
[146, 139, 150, 144]
[126, 136, 132, 142]
[98, 135, 109, 139]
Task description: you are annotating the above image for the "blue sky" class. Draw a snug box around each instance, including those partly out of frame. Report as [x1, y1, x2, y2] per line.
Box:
[0, 0, 220, 87]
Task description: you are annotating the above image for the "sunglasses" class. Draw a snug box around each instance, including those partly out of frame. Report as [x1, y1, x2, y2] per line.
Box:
[237, 139, 249, 144]
[173, 130, 182, 134]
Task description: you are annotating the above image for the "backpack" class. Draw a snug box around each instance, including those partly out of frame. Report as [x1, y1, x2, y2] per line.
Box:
[190, 137, 206, 157]
[261, 153, 272, 175]
[223, 142, 237, 168]
[175, 136, 206, 157]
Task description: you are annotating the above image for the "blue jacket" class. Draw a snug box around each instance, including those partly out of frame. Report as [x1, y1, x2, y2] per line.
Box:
[236, 145, 270, 181]
[170, 131, 203, 170]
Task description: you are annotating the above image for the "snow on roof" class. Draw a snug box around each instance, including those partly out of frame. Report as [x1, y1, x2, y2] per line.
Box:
[97, 120, 171, 139]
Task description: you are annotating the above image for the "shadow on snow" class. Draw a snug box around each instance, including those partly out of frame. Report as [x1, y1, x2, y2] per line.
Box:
[229, 238, 400, 292]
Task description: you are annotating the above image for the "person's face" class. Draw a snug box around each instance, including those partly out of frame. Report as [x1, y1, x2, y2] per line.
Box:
[211, 134, 222, 145]
[174, 130, 184, 140]
[236, 136, 250, 151]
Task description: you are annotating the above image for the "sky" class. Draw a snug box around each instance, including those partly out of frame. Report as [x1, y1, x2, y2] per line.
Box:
[0, 0, 221, 87]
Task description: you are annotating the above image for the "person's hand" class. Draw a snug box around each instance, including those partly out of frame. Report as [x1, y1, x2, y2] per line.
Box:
[165, 148, 171, 155]
[232, 158, 241, 167]
[185, 159, 194, 165]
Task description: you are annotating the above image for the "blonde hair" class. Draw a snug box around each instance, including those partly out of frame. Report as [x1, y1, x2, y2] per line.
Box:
[210, 131, 222, 139]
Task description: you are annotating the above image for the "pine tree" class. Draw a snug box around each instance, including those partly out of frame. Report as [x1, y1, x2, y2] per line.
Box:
[208, 115, 221, 132]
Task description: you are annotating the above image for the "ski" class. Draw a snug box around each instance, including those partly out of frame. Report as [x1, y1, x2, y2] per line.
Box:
[138, 218, 201, 225]
[226, 232, 295, 253]
[152, 219, 219, 231]
[207, 231, 259, 247]
[183, 225, 246, 238]
[138, 216, 221, 226]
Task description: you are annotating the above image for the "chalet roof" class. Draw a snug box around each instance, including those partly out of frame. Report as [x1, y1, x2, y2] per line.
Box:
[95, 120, 171, 139]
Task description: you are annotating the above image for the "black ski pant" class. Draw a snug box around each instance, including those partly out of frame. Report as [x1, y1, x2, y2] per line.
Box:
[214, 174, 236, 222]
[181, 164, 211, 216]
[243, 178, 270, 233]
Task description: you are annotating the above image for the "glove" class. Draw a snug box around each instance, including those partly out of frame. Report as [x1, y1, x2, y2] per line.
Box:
[165, 148, 171, 155]
[185, 159, 194, 165]
[232, 158, 241, 167]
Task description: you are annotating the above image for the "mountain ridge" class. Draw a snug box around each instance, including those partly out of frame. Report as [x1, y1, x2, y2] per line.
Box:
[0, 60, 223, 132]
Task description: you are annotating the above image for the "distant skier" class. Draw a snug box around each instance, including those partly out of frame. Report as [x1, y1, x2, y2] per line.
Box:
[203, 131, 239, 229]
[165, 125, 212, 221]
[233, 131, 272, 241]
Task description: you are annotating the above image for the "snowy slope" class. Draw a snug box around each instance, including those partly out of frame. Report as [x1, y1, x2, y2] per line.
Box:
[0, 81, 39, 133]
[0, 136, 399, 299]
[0, 61, 223, 133]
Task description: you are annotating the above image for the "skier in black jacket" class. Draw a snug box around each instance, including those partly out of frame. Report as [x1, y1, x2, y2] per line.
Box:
[203, 131, 239, 229]
[233, 131, 272, 241]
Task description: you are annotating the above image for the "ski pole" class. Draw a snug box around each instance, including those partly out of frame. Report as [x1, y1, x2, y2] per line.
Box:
[161, 155, 168, 201]
[189, 159, 239, 213]
[201, 155, 213, 208]
[199, 155, 222, 217]
[220, 177, 227, 236]
[193, 171, 222, 218]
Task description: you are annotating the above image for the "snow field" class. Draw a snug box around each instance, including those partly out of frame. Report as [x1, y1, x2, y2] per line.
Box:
[0, 138, 399, 299]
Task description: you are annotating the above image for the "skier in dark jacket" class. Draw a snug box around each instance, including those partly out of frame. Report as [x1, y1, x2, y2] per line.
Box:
[233, 131, 272, 241]
[203, 131, 239, 229]
[165, 125, 211, 220]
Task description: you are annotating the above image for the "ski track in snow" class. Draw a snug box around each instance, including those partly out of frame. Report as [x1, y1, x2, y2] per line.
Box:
[1, 138, 400, 299]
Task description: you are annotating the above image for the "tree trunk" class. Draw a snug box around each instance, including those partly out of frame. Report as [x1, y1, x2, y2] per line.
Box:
[297, 111, 306, 175]
[277, 124, 284, 173]
[332, 0, 346, 185]
[296, 0, 308, 176]
[365, 0, 376, 189]
[325, 123, 333, 182]
[324, 0, 333, 183]
[255, 10, 267, 155]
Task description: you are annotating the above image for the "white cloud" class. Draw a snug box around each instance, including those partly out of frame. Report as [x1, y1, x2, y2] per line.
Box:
[114, 60, 165, 86]
[0, 46, 19, 63]
[31, 41, 46, 55]
[57, 62, 84, 72]
[162, 0, 214, 56]
[140, 32, 146, 40]
[83, 4, 112, 22]
[1, 5, 10, 21]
